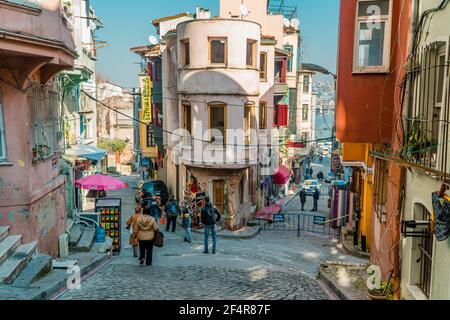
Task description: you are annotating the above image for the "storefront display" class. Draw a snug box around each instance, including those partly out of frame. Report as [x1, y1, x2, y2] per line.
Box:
[96, 198, 122, 253]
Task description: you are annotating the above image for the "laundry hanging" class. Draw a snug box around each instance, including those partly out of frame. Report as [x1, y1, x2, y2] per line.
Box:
[432, 192, 450, 242]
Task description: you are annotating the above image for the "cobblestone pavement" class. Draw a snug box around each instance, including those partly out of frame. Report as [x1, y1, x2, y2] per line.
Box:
[59, 174, 364, 300]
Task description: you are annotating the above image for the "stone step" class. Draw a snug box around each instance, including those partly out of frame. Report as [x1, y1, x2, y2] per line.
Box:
[69, 225, 83, 247]
[0, 235, 22, 266]
[0, 227, 9, 243]
[12, 254, 53, 287]
[71, 227, 95, 253]
[0, 241, 37, 285]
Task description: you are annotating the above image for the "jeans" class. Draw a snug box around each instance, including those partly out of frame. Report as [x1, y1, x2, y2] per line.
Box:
[204, 225, 217, 253]
[301, 201, 306, 211]
[166, 215, 177, 232]
[183, 218, 192, 242]
[313, 199, 319, 211]
[138, 240, 154, 266]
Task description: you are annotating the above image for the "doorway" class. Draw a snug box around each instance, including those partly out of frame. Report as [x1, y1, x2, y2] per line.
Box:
[213, 180, 225, 214]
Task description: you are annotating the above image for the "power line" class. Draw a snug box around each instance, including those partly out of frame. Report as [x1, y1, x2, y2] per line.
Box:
[81, 90, 335, 148]
[79, 83, 336, 111]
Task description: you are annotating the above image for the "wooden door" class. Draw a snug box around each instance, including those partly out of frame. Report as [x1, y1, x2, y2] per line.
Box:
[213, 180, 225, 214]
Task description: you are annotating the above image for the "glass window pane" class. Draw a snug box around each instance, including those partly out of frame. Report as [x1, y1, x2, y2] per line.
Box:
[247, 41, 254, 66]
[210, 106, 225, 138]
[184, 42, 190, 65]
[358, 0, 390, 17]
[211, 40, 225, 64]
[436, 54, 446, 104]
[260, 53, 267, 79]
[259, 103, 267, 128]
[357, 22, 385, 67]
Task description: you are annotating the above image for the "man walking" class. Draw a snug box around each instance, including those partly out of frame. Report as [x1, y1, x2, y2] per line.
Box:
[312, 188, 320, 212]
[165, 195, 180, 233]
[201, 197, 221, 254]
[299, 188, 307, 211]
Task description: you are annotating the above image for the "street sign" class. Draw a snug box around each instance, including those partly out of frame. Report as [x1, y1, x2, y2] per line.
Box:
[273, 214, 285, 223]
[314, 216, 326, 225]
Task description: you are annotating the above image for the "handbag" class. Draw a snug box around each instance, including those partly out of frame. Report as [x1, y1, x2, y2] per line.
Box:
[154, 230, 164, 248]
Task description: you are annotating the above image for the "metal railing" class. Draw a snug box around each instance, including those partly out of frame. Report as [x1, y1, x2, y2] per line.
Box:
[258, 213, 341, 238]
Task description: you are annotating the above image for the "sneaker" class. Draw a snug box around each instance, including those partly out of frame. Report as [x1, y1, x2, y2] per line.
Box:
[203, 251, 209, 254]
[212, 251, 216, 255]
[139, 259, 144, 265]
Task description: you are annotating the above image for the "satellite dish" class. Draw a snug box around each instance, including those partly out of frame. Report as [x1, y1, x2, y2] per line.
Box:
[290, 18, 300, 29]
[148, 35, 158, 45]
[283, 18, 291, 28]
[240, 4, 249, 17]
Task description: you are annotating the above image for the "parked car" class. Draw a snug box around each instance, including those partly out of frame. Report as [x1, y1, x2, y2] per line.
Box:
[301, 180, 321, 196]
[135, 179, 170, 206]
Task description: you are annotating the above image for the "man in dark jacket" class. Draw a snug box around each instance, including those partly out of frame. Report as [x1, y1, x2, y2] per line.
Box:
[165, 195, 180, 233]
[201, 197, 221, 254]
[299, 188, 307, 211]
[312, 188, 320, 212]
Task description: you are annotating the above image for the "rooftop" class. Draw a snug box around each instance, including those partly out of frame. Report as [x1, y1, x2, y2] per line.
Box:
[151, 12, 193, 26]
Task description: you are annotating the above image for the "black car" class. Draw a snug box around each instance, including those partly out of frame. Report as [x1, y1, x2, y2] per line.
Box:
[135, 179, 170, 206]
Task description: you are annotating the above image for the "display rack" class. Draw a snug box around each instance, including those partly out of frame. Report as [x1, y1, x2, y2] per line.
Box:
[96, 198, 122, 253]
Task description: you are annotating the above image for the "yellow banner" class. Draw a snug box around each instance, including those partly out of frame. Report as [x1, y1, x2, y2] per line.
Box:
[140, 75, 152, 122]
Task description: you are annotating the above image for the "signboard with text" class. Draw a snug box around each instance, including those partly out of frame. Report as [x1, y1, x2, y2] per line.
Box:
[140, 75, 152, 122]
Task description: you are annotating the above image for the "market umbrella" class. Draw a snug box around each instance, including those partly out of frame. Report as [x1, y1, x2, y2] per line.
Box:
[75, 174, 128, 191]
[273, 165, 291, 185]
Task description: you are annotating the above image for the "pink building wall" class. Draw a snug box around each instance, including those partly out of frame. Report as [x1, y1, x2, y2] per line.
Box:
[0, 0, 75, 256]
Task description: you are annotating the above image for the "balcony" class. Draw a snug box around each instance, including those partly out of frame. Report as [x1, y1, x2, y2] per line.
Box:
[177, 142, 258, 168]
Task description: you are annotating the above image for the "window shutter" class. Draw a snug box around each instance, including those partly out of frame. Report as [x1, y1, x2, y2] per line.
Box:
[281, 60, 287, 83]
[277, 104, 288, 127]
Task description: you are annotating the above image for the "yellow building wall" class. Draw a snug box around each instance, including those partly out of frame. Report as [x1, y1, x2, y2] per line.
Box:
[139, 113, 158, 158]
[342, 142, 373, 251]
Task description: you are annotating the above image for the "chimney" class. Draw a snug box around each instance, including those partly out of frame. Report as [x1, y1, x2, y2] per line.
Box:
[195, 6, 211, 19]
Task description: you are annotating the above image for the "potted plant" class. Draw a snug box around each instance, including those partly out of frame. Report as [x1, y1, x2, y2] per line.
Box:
[368, 281, 394, 300]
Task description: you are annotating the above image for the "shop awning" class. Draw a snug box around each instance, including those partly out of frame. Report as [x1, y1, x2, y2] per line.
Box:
[65, 144, 107, 161]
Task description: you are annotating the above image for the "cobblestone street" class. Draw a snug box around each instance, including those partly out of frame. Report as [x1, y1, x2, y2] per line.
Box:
[59, 175, 363, 300]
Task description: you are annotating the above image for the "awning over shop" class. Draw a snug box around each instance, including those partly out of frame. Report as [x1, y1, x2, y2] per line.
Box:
[65, 144, 107, 161]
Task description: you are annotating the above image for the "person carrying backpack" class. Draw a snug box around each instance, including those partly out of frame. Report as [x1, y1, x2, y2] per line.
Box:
[165, 195, 180, 233]
[201, 196, 221, 255]
[181, 206, 192, 243]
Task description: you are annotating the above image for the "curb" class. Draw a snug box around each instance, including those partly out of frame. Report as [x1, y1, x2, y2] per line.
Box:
[340, 233, 371, 260]
[318, 269, 352, 301]
[29, 253, 112, 300]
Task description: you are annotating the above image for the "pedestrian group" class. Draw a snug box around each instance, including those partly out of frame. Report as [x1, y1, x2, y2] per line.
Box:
[127, 194, 221, 267]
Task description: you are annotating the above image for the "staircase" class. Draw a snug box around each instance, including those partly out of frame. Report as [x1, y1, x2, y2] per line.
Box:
[68, 224, 96, 253]
[0, 226, 52, 286]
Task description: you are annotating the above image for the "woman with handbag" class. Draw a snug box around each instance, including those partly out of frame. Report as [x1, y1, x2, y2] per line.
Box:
[134, 208, 159, 266]
[126, 205, 142, 257]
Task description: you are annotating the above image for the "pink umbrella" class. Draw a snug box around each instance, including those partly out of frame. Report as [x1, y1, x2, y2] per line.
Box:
[75, 174, 128, 191]
[273, 165, 291, 185]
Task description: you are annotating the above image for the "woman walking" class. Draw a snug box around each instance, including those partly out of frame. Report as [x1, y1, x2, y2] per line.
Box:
[134, 208, 159, 266]
[126, 205, 142, 257]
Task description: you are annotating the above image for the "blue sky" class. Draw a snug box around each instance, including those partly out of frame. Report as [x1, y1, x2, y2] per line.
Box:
[90, 0, 339, 88]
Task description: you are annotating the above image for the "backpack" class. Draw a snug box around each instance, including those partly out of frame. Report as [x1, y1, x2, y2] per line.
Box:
[169, 202, 177, 215]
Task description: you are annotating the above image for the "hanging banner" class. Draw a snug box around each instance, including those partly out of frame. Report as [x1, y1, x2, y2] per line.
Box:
[140, 75, 152, 122]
